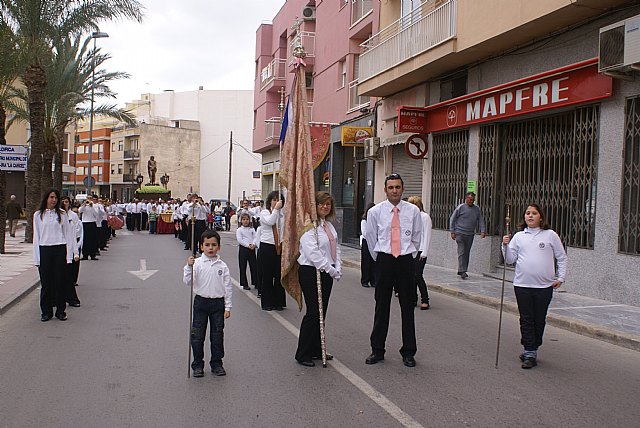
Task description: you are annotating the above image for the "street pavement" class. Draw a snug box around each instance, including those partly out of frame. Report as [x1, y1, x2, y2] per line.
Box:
[1, 224, 640, 427]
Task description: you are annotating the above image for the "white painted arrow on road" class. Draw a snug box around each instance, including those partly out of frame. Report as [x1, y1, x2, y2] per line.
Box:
[128, 259, 158, 281]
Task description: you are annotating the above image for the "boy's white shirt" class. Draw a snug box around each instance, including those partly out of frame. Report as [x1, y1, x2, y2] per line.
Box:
[183, 254, 232, 310]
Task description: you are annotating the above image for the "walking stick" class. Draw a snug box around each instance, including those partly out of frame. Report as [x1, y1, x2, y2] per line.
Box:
[313, 223, 328, 368]
[495, 205, 511, 369]
[187, 209, 196, 378]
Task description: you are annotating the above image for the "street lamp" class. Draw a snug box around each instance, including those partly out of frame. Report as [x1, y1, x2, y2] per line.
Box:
[87, 31, 109, 196]
[160, 172, 170, 189]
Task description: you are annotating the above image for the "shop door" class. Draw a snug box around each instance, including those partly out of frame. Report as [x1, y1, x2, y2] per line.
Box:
[485, 106, 599, 249]
[392, 145, 422, 198]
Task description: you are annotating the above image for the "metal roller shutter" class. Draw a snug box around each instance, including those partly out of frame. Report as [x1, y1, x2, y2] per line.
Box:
[392, 144, 422, 198]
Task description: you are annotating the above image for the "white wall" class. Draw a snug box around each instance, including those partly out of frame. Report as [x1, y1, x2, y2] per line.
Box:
[133, 90, 261, 203]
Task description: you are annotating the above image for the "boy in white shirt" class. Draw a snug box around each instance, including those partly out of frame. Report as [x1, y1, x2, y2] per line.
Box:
[184, 230, 232, 377]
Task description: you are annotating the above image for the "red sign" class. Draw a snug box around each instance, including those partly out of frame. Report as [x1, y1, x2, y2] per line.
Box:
[404, 134, 429, 159]
[398, 59, 613, 134]
[397, 108, 428, 133]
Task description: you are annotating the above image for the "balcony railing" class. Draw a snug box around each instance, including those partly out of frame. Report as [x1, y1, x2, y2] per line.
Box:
[359, 0, 456, 83]
[260, 58, 287, 89]
[124, 149, 140, 159]
[289, 32, 316, 65]
[265, 118, 282, 142]
[348, 80, 369, 111]
[351, 0, 373, 26]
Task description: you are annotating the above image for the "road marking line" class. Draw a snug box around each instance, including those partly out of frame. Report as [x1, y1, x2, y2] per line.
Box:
[549, 304, 628, 310]
[230, 278, 424, 428]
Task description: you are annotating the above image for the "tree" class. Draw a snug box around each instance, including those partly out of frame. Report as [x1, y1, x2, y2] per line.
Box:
[0, 27, 20, 253]
[0, 0, 144, 243]
[9, 37, 137, 192]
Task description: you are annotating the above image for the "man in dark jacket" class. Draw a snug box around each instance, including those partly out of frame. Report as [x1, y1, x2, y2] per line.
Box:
[5, 195, 22, 238]
[222, 202, 233, 231]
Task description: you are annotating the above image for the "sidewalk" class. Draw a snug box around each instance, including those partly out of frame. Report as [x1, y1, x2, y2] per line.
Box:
[0, 223, 40, 314]
[339, 244, 640, 352]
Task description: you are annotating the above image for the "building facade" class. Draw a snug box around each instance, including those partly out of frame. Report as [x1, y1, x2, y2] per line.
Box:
[253, 0, 380, 245]
[128, 90, 258, 204]
[357, 0, 640, 305]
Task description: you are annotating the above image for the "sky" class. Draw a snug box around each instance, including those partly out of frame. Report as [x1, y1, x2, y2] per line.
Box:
[97, 0, 285, 106]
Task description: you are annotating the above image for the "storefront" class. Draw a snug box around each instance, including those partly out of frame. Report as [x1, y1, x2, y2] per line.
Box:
[329, 114, 376, 245]
[394, 51, 640, 305]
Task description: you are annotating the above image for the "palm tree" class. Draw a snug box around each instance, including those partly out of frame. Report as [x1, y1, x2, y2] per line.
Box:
[0, 0, 144, 242]
[0, 27, 21, 253]
[10, 37, 136, 191]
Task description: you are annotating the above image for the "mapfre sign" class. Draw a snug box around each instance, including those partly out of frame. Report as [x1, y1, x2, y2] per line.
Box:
[397, 59, 612, 134]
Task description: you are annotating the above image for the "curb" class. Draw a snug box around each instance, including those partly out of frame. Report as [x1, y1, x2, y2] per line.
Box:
[428, 283, 640, 352]
[0, 270, 40, 315]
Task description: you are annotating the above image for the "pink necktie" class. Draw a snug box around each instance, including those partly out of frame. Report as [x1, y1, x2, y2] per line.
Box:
[322, 221, 337, 261]
[391, 206, 401, 258]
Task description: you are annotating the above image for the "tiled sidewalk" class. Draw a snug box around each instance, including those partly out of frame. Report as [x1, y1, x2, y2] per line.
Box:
[339, 244, 640, 351]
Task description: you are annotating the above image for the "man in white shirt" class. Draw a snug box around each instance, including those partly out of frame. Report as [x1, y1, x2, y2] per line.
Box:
[365, 173, 422, 368]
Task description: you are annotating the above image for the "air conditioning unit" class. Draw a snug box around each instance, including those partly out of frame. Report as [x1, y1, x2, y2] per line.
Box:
[364, 137, 380, 159]
[599, 13, 640, 73]
[302, 6, 316, 20]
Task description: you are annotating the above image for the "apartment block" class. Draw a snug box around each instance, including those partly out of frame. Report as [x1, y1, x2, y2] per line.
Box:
[357, 0, 640, 305]
[254, 0, 380, 244]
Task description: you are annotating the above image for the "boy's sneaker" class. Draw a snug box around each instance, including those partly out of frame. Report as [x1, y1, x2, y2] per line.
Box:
[521, 357, 537, 369]
[212, 366, 226, 376]
[193, 368, 204, 378]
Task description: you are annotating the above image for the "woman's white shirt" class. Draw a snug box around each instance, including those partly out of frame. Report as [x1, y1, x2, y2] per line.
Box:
[503, 227, 567, 288]
[236, 226, 256, 248]
[419, 211, 433, 257]
[297, 219, 341, 278]
[33, 209, 75, 265]
[259, 209, 283, 244]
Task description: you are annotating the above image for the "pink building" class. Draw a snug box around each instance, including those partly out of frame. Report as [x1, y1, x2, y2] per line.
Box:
[253, 0, 379, 244]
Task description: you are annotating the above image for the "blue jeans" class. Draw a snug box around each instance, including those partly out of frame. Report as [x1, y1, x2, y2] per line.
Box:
[191, 296, 225, 370]
[149, 221, 156, 234]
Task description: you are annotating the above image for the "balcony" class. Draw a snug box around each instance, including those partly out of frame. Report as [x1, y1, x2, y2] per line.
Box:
[348, 80, 369, 112]
[123, 173, 136, 183]
[124, 149, 140, 160]
[289, 32, 316, 66]
[359, 0, 456, 84]
[265, 118, 282, 143]
[260, 58, 287, 92]
[351, 0, 373, 26]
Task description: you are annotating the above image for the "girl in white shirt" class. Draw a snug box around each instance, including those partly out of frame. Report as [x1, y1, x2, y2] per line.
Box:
[360, 203, 376, 288]
[236, 213, 258, 290]
[407, 196, 433, 310]
[258, 191, 286, 311]
[503, 203, 567, 369]
[33, 189, 77, 322]
[295, 192, 342, 367]
[61, 196, 82, 307]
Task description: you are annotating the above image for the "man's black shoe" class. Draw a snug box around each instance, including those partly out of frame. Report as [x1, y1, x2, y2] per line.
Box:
[212, 366, 226, 376]
[91, 257, 99, 261]
[312, 354, 333, 361]
[402, 356, 416, 367]
[242, 286, 251, 290]
[365, 353, 384, 364]
[193, 368, 204, 377]
[274, 306, 284, 311]
[297, 360, 315, 367]
[460, 272, 469, 279]
[41, 314, 53, 322]
[55, 313, 68, 321]
[81, 257, 89, 260]
[68, 301, 81, 307]
[521, 357, 537, 369]
[361, 283, 370, 288]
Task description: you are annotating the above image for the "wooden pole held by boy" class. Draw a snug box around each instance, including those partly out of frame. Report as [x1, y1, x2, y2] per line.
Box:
[495, 205, 511, 369]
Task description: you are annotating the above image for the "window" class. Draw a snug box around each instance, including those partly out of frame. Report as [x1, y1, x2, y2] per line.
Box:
[111, 164, 116, 174]
[351, 0, 373, 25]
[77, 145, 84, 154]
[440, 72, 468, 102]
[430, 130, 469, 229]
[118, 140, 123, 151]
[112, 142, 116, 152]
[620, 97, 640, 255]
[338, 60, 347, 89]
[118, 164, 123, 174]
